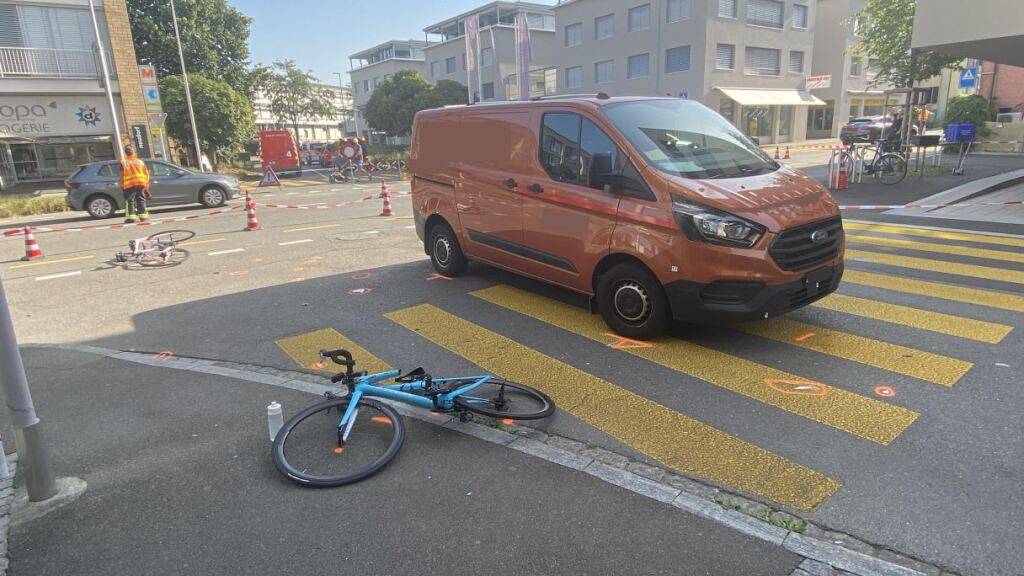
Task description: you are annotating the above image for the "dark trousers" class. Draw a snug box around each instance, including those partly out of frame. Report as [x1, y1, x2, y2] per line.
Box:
[123, 186, 149, 220]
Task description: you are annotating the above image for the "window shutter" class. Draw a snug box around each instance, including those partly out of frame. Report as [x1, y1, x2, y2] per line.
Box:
[666, 46, 690, 73]
[667, 0, 691, 22]
[715, 44, 735, 69]
[17, 5, 51, 48]
[793, 5, 808, 28]
[746, 47, 780, 75]
[789, 51, 804, 73]
[718, 0, 736, 18]
[748, 0, 784, 28]
[0, 5, 23, 47]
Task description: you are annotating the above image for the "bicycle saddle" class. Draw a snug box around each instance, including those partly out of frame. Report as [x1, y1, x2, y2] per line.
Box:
[395, 367, 427, 383]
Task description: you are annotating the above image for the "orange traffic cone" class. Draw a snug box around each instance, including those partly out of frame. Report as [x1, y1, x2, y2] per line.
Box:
[244, 191, 260, 231]
[380, 187, 394, 217]
[784, 146, 790, 159]
[838, 156, 849, 190]
[21, 226, 42, 261]
[378, 180, 388, 198]
[774, 147, 780, 159]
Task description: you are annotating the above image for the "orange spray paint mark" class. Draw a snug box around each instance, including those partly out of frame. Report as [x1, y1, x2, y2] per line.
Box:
[874, 386, 896, 398]
[152, 351, 174, 361]
[426, 273, 453, 281]
[352, 272, 373, 280]
[764, 379, 828, 397]
[794, 332, 816, 342]
[603, 333, 654, 350]
[332, 447, 345, 455]
[370, 416, 392, 425]
[501, 418, 515, 426]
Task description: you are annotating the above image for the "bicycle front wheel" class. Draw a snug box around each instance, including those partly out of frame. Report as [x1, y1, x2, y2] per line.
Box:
[454, 379, 555, 420]
[146, 229, 195, 244]
[876, 154, 908, 185]
[272, 397, 404, 487]
[137, 248, 189, 267]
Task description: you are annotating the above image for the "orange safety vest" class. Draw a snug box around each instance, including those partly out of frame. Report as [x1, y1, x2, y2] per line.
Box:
[121, 156, 149, 190]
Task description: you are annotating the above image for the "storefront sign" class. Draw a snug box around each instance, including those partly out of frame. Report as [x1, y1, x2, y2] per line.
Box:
[805, 74, 832, 90]
[131, 124, 152, 159]
[0, 96, 117, 137]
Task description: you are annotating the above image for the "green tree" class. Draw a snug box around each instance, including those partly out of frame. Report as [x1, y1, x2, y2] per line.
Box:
[945, 95, 993, 135]
[364, 71, 466, 136]
[159, 74, 254, 167]
[264, 60, 336, 149]
[127, 0, 252, 91]
[426, 79, 469, 108]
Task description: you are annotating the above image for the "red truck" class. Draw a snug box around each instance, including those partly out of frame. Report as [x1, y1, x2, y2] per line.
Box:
[258, 130, 301, 176]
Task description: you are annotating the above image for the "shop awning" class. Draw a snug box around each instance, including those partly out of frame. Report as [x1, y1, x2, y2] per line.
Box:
[717, 87, 826, 107]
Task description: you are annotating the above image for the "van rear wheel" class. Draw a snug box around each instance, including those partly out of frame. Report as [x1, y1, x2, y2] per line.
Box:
[428, 222, 467, 277]
[596, 263, 669, 340]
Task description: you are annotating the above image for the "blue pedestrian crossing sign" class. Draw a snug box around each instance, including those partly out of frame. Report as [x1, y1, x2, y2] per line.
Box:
[959, 67, 979, 88]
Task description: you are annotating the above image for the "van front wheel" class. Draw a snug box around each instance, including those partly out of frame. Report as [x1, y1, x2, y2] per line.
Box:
[596, 263, 669, 340]
[428, 222, 467, 277]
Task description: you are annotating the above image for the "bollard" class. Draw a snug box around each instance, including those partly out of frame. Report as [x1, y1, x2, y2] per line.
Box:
[267, 401, 283, 441]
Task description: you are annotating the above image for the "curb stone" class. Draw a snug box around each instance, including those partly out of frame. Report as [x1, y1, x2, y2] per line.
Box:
[30, 343, 955, 576]
[1, 453, 18, 576]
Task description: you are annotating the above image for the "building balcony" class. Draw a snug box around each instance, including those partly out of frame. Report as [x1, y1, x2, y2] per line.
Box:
[0, 46, 116, 80]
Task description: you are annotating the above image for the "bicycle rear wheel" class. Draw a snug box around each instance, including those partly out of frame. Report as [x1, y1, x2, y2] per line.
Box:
[876, 154, 908, 185]
[137, 248, 189, 267]
[453, 379, 555, 420]
[272, 397, 404, 487]
[146, 229, 195, 244]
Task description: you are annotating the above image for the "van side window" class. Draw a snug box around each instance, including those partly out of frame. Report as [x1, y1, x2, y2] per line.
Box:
[580, 118, 622, 187]
[540, 113, 582, 183]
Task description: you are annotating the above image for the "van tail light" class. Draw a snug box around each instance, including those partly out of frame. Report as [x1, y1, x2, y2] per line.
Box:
[67, 182, 80, 190]
[670, 194, 765, 248]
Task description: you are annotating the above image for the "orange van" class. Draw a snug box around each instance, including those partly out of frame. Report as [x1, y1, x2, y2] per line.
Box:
[408, 95, 844, 339]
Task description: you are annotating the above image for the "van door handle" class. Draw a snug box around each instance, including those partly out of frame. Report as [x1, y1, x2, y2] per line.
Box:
[527, 183, 544, 194]
[503, 178, 518, 190]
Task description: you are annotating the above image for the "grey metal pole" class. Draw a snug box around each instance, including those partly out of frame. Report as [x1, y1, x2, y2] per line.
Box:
[88, 0, 124, 160]
[0, 277, 57, 501]
[170, 0, 204, 170]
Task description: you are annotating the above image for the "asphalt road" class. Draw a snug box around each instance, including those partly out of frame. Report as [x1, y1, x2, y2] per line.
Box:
[3, 172, 1024, 575]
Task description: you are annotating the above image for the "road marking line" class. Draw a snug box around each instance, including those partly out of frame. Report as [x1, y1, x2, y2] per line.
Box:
[287, 192, 299, 196]
[813, 293, 1012, 344]
[737, 317, 972, 387]
[10, 255, 94, 270]
[207, 248, 245, 256]
[842, 269, 1024, 313]
[35, 270, 82, 281]
[386, 304, 839, 511]
[178, 237, 226, 247]
[844, 221, 1024, 247]
[278, 239, 314, 246]
[283, 223, 342, 234]
[846, 249, 1024, 285]
[847, 234, 1024, 264]
[473, 286, 916, 445]
[275, 327, 391, 375]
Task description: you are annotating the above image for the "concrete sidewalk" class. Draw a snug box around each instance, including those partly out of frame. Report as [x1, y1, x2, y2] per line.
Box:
[2, 347, 803, 576]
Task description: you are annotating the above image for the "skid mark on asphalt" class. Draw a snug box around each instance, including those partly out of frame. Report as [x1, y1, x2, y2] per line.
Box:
[275, 327, 391, 375]
[812, 293, 1012, 343]
[847, 234, 1024, 264]
[844, 221, 1024, 248]
[847, 249, 1024, 285]
[472, 286, 917, 445]
[385, 304, 839, 512]
[842, 270, 1024, 313]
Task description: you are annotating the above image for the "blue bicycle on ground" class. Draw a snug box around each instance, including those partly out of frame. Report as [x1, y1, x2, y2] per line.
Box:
[272, 349, 555, 487]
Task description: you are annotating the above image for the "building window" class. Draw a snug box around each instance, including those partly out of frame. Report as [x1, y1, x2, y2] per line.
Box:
[715, 43, 735, 70]
[481, 46, 494, 67]
[595, 60, 614, 84]
[627, 53, 649, 78]
[780, 106, 792, 137]
[482, 82, 495, 100]
[565, 22, 582, 46]
[363, 79, 370, 92]
[628, 4, 651, 32]
[430, 61, 440, 77]
[850, 57, 862, 77]
[808, 100, 835, 132]
[667, 0, 691, 22]
[445, 56, 456, 74]
[789, 50, 804, 73]
[747, 0, 784, 28]
[566, 66, 583, 89]
[745, 46, 781, 76]
[718, 0, 737, 18]
[665, 45, 691, 73]
[595, 14, 614, 40]
[793, 4, 808, 28]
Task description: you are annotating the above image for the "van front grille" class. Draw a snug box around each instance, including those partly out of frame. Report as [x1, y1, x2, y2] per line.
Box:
[769, 217, 844, 271]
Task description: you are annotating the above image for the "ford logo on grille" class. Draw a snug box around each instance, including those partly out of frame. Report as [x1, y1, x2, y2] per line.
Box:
[810, 229, 830, 244]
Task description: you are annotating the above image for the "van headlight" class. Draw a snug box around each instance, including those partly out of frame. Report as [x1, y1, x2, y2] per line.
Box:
[671, 195, 765, 248]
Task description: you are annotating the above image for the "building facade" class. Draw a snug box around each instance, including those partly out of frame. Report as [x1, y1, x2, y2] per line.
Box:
[252, 83, 355, 145]
[348, 40, 431, 137]
[0, 0, 151, 188]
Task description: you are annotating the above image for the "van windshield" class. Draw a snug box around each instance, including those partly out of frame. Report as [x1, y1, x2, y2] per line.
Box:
[601, 99, 778, 179]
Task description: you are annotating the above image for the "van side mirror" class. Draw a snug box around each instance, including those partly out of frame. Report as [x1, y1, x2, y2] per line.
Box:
[588, 152, 621, 193]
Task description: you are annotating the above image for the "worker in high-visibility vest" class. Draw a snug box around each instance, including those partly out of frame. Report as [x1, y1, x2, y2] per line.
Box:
[120, 144, 150, 223]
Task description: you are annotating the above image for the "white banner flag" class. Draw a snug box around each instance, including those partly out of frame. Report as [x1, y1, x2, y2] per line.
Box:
[515, 13, 532, 100]
[465, 15, 480, 103]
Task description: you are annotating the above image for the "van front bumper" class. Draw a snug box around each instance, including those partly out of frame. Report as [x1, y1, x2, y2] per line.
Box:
[664, 263, 843, 324]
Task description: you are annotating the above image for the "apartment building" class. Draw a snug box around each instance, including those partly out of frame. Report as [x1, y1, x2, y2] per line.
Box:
[348, 40, 431, 136]
[546, 0, 821, 144]
[253, 83, 355, 144]
[421, 1, 557, 102]
[0, 0, 150, 188]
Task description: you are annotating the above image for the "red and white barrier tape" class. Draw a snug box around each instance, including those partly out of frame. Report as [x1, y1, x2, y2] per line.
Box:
[839, 200, 1023, 210]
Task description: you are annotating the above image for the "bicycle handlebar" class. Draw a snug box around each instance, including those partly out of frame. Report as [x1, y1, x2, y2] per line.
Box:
[320, 348, 355, 380]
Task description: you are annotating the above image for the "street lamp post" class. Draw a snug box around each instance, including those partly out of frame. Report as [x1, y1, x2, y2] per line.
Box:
[170, 0, 204, 170]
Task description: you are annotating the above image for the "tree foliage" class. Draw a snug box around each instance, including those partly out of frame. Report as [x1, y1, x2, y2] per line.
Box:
[364, 71, 467, 136]
[264, 60, 336, 149]
[945, 95, 993, 134]
[851, 0, 961, 88]
[159, 74, 254, 165]
[127, 0, 253, 91]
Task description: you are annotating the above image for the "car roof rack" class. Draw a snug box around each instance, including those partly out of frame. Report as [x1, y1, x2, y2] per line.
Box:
[529, 92, 611, 101]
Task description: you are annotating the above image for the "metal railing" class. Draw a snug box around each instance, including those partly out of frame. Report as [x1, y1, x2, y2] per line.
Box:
[0, 46, 116, 79]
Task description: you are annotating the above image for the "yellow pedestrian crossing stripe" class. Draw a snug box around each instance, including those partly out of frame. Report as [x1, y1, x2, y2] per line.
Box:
[386, 304, 838, 512]
[844, 221, 1024, 248]
[847, 249, 1024, 285]
[472, 285, 917, 445]
[847, 234, 1024, 264]
[275, 327, 391, 375]
[812, 293, 1012, 344]
[737, 317, 972, 387]
[842, 270, 1024, 313]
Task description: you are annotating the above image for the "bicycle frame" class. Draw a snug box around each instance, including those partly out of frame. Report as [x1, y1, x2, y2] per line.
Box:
[335, 370, 493, 440]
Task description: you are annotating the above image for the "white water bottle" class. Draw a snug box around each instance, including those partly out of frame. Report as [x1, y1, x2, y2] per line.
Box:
[267, 402, 284, 442]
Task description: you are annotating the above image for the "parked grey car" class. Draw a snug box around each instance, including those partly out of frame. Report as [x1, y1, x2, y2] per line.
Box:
[64, 160, 243, 218]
